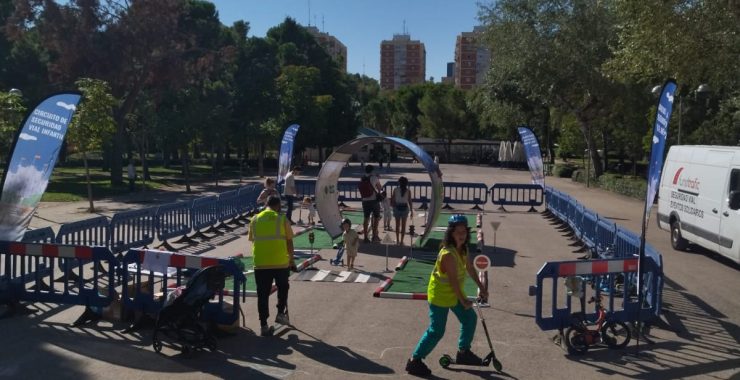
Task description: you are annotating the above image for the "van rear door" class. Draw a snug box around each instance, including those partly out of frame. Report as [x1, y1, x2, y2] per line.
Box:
[719, 168, 740, 263]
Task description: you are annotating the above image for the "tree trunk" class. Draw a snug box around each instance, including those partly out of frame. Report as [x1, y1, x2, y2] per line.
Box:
[576, 116, 604, 177]
[601, 128, 609, 173]
[83, 152, 95, 213]
[542, 106, 554, 164]
[211, 143, 218, 189]
[258, 142, 265, 177]
[182, 148, 191, 193]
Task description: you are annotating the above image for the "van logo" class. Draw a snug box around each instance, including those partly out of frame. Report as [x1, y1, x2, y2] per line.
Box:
[672, 167, 683, 185]
[673, 167, 700, 192]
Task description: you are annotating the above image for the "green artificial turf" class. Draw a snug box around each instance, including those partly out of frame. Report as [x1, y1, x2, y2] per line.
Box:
[416, 229, 478, 251]
[387, 258, 479, 297]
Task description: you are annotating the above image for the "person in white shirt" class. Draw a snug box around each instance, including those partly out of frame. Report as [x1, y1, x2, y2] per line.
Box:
[283, 166, 300, 224]
[359, 165, 382, 243]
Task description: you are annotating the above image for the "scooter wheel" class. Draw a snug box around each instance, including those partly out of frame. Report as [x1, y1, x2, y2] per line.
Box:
[491, 358, 503, 372]
[439, 354, 452, 368]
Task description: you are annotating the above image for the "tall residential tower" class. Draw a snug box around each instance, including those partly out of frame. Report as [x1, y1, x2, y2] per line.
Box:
[454, 26, 491, 89]
[307, 26, 348, 72]
[380, 34, 426, 90]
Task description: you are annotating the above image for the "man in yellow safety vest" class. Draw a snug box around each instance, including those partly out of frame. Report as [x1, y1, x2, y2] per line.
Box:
[248, 195, 296, 336]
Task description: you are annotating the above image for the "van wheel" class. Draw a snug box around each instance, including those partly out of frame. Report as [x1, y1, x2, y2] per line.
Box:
[671, 221, 689, 251]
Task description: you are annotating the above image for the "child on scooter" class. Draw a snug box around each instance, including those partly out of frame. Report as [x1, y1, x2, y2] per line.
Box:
[405, 214, 489, 377]
[341, 218, 359, 270]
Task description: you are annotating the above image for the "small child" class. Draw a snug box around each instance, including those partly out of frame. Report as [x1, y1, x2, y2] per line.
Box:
[382, 196, 393, 231]
[341, 218, 359, 270]
[306, 196, 317, 225]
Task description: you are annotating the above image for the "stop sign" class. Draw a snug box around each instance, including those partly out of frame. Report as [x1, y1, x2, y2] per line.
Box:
[474, 254, 490, 271]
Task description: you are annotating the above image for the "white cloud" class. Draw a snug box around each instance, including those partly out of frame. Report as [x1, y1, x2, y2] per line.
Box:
[56, 101, 76, 111]
[19, 133, 37, 141]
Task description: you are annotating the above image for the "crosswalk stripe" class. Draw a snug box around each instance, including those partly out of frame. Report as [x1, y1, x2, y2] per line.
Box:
[310, 269, 332, 282]
[354, 273, 370, 283]
[334, 271, 352, 282]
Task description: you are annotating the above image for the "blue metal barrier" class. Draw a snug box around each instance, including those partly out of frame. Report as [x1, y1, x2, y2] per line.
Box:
[490, 183, 544, 211]
[295, 179, 316, 198]
[22, 227, 56, 243]
[442, 182, 489, 210]
[217, 190, 240, 228]
[614, 226, 640, 258]
[384, 181, 433, 210]
[595, 218, 617, 257]
[55, 216, 111, 281]
[644, 243, 664, 317]
[190, 196, 220, 239]
[0, 242, 118, 315]
[532, 256, 659, 331]
[155, 201, 192, 250]
[237, 184, 262, 219]
[110, 207, 157, 254]
[581, 209, 598, 250]
[120, 249, 245, 325]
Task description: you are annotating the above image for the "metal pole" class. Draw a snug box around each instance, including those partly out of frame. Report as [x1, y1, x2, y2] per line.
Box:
[678, 96, 683, 145]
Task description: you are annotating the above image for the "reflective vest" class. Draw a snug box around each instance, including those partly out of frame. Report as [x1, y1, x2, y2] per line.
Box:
[427, 245, 467, 307]
[251, 209, 289, 269]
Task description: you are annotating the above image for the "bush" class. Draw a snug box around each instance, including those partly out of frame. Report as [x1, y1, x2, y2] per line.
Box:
[554, 164, 576, 178]
[597, 173, 647, 199]
[571, 169, 596, 184]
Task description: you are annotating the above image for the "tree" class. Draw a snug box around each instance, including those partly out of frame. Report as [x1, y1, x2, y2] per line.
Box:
[480, 0, 620, 176]
[418, 84, 476, 158]
[67, 78, 116, 212]
[0, 90, 26, 161]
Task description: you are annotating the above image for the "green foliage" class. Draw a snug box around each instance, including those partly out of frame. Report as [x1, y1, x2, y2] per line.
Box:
[596, 173, 647, 199]
[0, 91, 26, 159]
[418, 84, 476, 144]
[68, 78, 117, 153]
[555, 113, 585, 159]
[553, 164, 576, 178]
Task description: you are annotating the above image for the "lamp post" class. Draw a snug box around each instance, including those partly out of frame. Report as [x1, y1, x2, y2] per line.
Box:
[652, 84, 711, 145]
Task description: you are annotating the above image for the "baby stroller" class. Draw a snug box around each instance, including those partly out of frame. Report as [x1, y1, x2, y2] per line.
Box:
[152, 265, 225, 355]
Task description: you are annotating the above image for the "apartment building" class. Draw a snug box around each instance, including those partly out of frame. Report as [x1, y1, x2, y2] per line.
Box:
[454, 26, 491, 89]
[307, 26, 348, 72]
[380, 34, 426, 90]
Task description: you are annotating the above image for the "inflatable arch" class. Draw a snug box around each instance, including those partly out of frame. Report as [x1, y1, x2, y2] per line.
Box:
[315, 137, 443, 243]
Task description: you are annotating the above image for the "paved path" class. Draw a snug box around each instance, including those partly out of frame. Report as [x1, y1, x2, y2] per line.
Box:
[1, 164, 738, 380]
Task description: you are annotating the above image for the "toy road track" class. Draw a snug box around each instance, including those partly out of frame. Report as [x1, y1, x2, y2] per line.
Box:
[373, 257, 479, 300]
[223, 252, 321, 295]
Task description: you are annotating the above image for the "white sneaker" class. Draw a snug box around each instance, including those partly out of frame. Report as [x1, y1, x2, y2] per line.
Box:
[275, 312, 290, 326]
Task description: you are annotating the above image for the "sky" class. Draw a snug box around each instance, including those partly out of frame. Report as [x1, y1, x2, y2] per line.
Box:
[209, 0, 486, 81]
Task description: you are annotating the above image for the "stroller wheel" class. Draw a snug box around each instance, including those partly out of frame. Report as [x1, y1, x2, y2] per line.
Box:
[206, 336, 218, 352]
[152, 338, 163, 353]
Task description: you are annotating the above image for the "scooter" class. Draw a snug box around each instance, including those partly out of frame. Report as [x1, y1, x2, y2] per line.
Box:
[439, 301, 503, 372]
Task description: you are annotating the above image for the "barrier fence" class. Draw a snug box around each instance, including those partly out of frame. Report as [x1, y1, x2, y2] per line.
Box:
[490, 183, 544, 211]
[121, 248, 246, 326]
[0, 242, 118, 315]
[542, 185, 665, 327]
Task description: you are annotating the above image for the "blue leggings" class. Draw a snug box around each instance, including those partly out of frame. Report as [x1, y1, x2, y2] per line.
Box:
[412, 302, 477, 360]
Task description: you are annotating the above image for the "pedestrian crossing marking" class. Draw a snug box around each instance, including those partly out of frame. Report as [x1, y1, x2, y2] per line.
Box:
[293, 268, 385, 283]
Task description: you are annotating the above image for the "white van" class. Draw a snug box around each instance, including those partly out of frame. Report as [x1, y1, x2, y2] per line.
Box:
[657, 145, 740, 264]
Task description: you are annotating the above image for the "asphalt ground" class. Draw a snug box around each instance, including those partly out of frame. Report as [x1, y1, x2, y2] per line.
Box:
[0, 163, 738, 380]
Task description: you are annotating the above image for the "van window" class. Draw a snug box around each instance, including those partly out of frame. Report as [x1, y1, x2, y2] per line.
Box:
[730, 169, 740, 194]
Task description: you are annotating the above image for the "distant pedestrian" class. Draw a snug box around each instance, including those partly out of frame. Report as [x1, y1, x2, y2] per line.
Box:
[341, 218, 359, 270]
[127, 161, 136, 192]
[283, 166, 300, 224]
[357, 165, 383, 243]
[392, 176, 413, 245]
[257, 178, 279, 208]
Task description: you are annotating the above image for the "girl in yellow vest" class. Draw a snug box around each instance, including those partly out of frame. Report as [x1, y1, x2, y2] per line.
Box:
[406, 214, 488, 376]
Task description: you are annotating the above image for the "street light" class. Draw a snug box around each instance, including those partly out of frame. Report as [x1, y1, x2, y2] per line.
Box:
[652, 83, 711, 145]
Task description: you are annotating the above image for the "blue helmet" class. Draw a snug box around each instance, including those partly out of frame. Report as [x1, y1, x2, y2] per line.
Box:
[448, 214, 468, 227]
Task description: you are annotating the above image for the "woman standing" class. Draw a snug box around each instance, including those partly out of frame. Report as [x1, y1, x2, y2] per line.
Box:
[405, 215, 488, 376]
[257, 178, 280, 208]
[391, 176, 413, 245]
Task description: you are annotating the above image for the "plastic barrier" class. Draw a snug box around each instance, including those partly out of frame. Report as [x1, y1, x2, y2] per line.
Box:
[236, 184, 262, 219]
[595, 218, 617, 257]
[531, 256, 660, 331]
[56, 216, 111, 281]
[442, 182, 489, 210]
[190, 196, 220, 239]
[294, 179, 316, 198]
[614, 226, 640, 258]
[383, 181, 433, 210]
[217, 190, 240, 228]
[120, 249, 245, 325]
[155, 201, 192, 250]
[22, 227, 56, 243]
[0, 241, 118, 312]
[110, 207, 157, 254]
[580, 209, 599, 251]
[337, 180, 364, 203]
[490, 183, 544, 212]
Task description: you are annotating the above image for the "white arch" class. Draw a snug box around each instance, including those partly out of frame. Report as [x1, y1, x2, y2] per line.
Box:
[315, 137, 443, 243]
